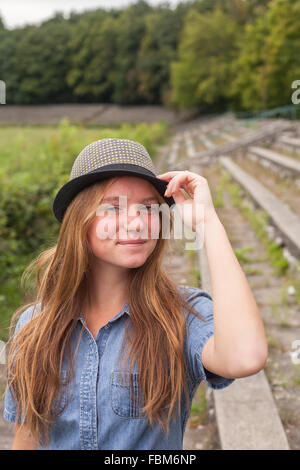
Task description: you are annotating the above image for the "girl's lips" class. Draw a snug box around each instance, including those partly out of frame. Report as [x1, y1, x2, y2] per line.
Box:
[117, 241, 147, 245]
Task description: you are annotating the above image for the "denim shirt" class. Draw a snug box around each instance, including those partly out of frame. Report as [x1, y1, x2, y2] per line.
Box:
[3, 285, 235, 450]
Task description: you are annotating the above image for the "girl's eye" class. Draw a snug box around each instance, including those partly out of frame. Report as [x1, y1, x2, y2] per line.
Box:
[138, 206, 159, 214]
[104, 205, 159, 214]
[147, 205, 159, 214]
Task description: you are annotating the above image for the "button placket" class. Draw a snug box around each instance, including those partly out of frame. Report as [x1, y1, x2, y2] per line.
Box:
[79, 330, 99, 450]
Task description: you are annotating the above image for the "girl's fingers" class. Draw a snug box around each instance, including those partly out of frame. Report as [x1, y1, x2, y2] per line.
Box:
[165, 172, 197, 196]
[171, 188, 187, 205]
[157, 171, 182, 176]
[158, 170, 202, 182]
[159, 171, 206, 200]
[157, 171, 184, 180]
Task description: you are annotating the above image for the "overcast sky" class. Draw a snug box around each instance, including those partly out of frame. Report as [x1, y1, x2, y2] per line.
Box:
[0, 0, 186, 29]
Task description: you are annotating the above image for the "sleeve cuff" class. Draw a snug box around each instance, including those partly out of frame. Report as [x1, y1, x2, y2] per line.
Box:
[196, 331, 235, 390]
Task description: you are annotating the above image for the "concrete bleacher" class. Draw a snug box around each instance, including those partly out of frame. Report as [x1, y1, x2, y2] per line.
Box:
[248, 146, 300, 175]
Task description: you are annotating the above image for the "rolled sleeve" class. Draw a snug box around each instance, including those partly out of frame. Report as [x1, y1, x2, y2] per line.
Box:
[181, 285, 235, 390]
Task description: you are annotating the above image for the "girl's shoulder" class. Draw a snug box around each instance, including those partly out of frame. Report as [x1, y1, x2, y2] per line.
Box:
[177, 284, 213, 303]
[177, 285, 213, 325]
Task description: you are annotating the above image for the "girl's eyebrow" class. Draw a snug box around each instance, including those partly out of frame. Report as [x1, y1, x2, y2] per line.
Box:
[102, 196, 159, 203]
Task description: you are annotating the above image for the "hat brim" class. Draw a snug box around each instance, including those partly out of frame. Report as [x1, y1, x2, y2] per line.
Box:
[53, 163, 176, 223]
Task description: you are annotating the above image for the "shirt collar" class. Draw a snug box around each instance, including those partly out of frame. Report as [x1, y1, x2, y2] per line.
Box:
[78, 300, 130, 326]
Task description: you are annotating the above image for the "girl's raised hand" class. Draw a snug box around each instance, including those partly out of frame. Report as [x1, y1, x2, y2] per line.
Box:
[157, 170, 217, 231]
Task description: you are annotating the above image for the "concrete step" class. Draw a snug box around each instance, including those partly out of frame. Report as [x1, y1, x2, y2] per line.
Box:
[277, 135, 300, 151]
[248, 146, 300, 174]
[219, 155, 300, 257]
[213, 370, 290, 449]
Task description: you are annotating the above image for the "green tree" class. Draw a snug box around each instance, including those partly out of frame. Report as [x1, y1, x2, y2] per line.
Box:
[67, 11, 117, 102]
[0, 29, 20, 103]
[111, 1, 152, 104]
[229, 16, 269, 110]
[191, 0, 221, 14]
[265, 0, 300, 108]
[136, 4, 188, 105]
[11, 17, 73, 104]
[170, 7, 240, 110]
[191, 0, 271, 20]
[0, 14, 5, 30]
[231, 0, 300, 111]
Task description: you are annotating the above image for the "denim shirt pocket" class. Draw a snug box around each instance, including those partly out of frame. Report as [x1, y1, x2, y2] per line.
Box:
[110, 370, 147, 419]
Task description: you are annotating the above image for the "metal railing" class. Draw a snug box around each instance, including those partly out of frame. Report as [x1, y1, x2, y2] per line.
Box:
[235, 104, 300, 121]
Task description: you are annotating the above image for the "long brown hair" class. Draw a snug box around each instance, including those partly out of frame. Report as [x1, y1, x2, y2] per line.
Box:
[5, 176, 206, 446]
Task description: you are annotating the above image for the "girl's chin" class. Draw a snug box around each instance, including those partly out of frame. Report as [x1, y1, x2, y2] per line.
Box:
[119, 255, 148, 267]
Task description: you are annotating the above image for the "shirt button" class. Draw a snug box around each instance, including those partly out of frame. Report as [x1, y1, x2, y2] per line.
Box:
[104, 324, 110, 329]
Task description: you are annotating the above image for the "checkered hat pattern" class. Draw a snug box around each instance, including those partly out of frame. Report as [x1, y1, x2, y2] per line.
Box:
[70, 138, 157, 180]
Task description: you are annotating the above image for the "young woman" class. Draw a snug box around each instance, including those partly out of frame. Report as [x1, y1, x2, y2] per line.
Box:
[3, 138, 268, 450]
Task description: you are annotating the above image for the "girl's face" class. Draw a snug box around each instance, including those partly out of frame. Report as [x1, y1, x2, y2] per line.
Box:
[87, 176, 162, 269]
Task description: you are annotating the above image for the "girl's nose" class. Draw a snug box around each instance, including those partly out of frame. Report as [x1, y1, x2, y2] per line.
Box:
[119, 207, 147, 234]
[127, 212, 146, 231]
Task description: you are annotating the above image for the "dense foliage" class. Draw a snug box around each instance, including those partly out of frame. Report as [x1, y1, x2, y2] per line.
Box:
[1, 0, 299, 111]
